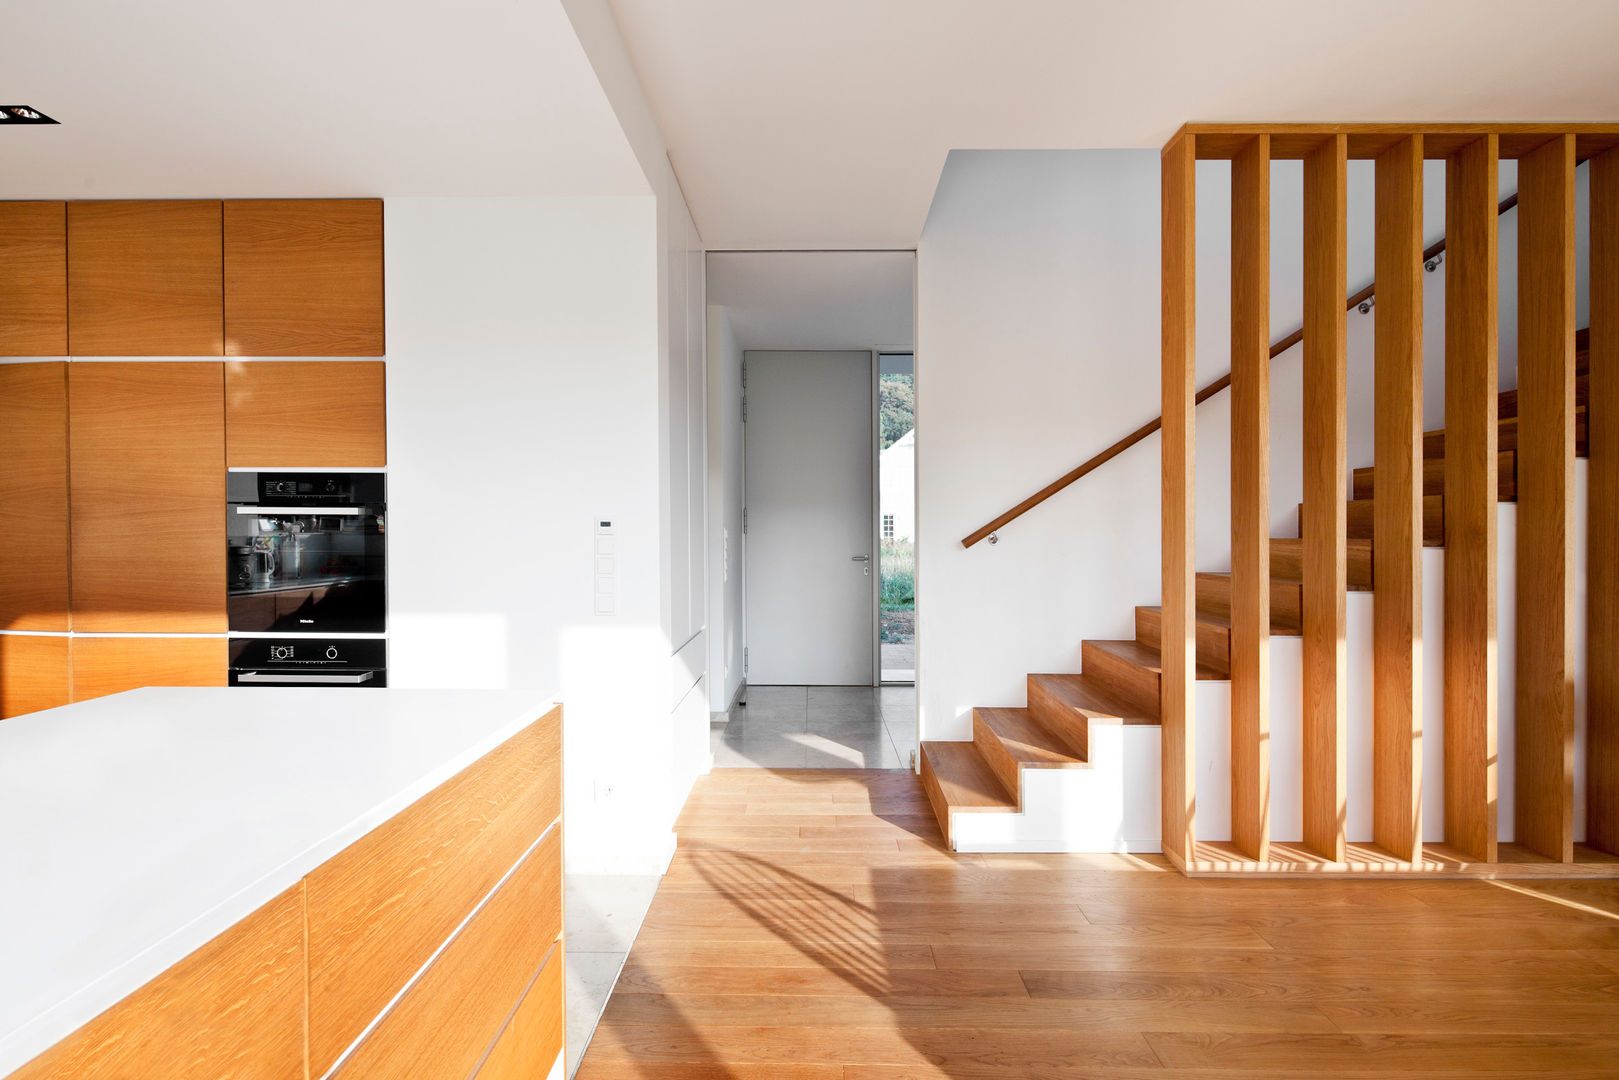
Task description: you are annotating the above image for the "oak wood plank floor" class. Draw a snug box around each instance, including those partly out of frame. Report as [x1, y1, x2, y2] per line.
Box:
[577, 769, 1619, 1079]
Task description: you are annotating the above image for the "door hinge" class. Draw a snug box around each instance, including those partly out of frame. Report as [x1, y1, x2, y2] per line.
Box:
[741, 360, 747, 388]
[742, 507, 748, 534]
[742, 395, 748, 422]
[744, 647, 749, 673]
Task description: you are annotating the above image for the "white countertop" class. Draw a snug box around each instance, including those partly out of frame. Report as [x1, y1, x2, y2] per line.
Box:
[0, 686, 558, 1075]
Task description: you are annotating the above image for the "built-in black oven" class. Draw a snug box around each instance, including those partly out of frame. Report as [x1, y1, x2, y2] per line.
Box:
[227, 471, 386, 634]
[229, 636, 387, 687]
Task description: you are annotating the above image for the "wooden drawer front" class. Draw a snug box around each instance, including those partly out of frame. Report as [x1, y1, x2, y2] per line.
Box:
[224, 199, 383, 357]
[225, 360, 386, 467]
[70, 636, 227, 702]
[10, 885, 304, 1080]
[306, 704, 562, 1074]
[474, 943, 565, 1080]
[68, 362, 226, 632]
[0, 202, 67, 356]
[67, 201, 223, 356]
[0, 362, 70, 630]
[0, 634, 71, 719]
[335, 825, 563, 1080]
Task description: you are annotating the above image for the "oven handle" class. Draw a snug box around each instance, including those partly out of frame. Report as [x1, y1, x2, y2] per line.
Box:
[236, 671, 376, 684]
[236, 506, 365, 516]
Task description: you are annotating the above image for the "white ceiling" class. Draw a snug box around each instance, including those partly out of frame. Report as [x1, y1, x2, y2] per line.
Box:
[1, 0, 647, 199]
[607, 0, 1619, 249]
[707, 251, 913, 350]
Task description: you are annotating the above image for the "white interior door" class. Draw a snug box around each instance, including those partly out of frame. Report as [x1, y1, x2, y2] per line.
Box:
[744, 351, 874, 685]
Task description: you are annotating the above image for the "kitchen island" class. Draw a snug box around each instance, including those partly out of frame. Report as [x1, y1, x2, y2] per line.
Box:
[0, 686, 564, 1080]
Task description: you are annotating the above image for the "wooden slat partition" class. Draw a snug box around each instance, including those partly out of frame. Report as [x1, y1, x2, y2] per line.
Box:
[1372, 135, 1424, 864]
[1442, 135, 1500, 862]
[1160, 132, 1198, 869]
[1515, 134, 1577, 862]
[1593, 147, 1619, 856]
[1301, 134, 1349, 861]
[1229, 135, 1271, 860]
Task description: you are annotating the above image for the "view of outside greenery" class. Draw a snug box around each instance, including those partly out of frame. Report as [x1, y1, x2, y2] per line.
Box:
[880, 372, 915, 450]
[879, 368, 915, 667]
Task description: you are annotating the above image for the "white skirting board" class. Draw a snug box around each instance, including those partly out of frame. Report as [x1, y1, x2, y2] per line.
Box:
[951, 464, 1590, 853]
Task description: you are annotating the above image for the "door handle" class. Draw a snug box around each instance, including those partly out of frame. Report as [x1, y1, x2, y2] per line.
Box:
[850, 555, 870, 561]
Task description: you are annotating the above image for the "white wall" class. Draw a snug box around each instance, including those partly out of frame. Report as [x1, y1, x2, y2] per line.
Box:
[565, 0, 713, 834]
[705, 306, 745, 712]
[385, 195, 681, 873]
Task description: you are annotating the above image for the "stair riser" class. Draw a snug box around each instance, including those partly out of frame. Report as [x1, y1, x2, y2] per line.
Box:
[1429, 414, 1588, 458]
[1135, 606, 1231, 673]
[1195, 575, 1302, 634]
[1352, 452, 1516, 501]
[1081, 640, 1158, 716]
[919, 748, 953, 849]
[1269, 538, 1373, 590]
[972, 710, 1024, 804]
[1300, 496, 1444, 546]
[1026, 677, 1094, 757]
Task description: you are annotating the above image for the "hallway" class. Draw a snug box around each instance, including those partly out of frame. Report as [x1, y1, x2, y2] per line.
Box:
[711, 686, 915, 769]
[577, 768, 1619, 1078]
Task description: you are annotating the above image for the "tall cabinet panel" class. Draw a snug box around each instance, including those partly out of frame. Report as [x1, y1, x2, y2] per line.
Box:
[68, 201, 223, 356]
[224, 199, 384, 356]
[0, 363, 71, 629]
[0, 202, 68, 355]
[70, 363, 226, 632]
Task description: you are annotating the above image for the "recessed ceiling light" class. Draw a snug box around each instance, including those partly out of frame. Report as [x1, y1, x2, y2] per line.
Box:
[1, 106, 59, 124]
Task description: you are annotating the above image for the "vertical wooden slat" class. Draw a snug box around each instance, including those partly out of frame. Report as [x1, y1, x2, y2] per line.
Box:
[1592, 147, 1619, 856]
[1302, 134, 1349, 862]
[1161, 132, 1198, 870]
[1373, 135, 1424, 865]
[1442, 135, 1500, 862]
[1516, 134, 1577, 862]
[1230, 134, 1271, 861]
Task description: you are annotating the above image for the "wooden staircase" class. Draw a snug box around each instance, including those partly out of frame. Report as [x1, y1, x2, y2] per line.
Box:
[923, 331, 1595, 860]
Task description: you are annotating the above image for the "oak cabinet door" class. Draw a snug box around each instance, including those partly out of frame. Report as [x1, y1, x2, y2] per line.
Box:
[8, 886, 304, 1080]
[0, 202, 67, 355]
[0, 362, 70, 629]
[0, 634, 71, 719]
[224, 200, 383, 356]
[67, 201, 224, 356]
[225, 360, 386, 466]
[70, 636, 227, 702]
[69, 363, 226, 631]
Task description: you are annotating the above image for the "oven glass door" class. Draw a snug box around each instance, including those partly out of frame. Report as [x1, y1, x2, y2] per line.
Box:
[227, 474, 385, 633]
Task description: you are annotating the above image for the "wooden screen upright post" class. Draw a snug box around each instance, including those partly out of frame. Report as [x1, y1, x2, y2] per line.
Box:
[1516, 134, 1577, 862]
[1442, 135, 1500, 862]
[1230, 134, 1271, 861]
[1301, 134, 1349, 861]
[1592, 146, 1619, 856]
[1372, 135, 1424, 864]
[1161, 132, 1198, 870]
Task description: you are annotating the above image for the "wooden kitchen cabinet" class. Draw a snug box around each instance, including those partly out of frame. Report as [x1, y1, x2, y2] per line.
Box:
[0, 363, 71, 630]
[224, 200, 383, 356]
[0, 634, 71, 720]
[67, 201, 224, 356]
[69, 363, 226, 632]
[70, 636, 228, 703]
[226, 360, 387, 466]
[9, 885, 305, 1080]
[0, 202, 68, 355]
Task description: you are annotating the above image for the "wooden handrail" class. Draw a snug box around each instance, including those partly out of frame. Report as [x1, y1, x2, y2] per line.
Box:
[959, 190, 1521, 548]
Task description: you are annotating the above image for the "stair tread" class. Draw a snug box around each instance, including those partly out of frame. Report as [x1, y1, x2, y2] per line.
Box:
[976, 707, 1089, 767]
[921, 741, 1017, 812]
[1087, 638, 1225, 681]
[1030, 672, 1156, 725]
